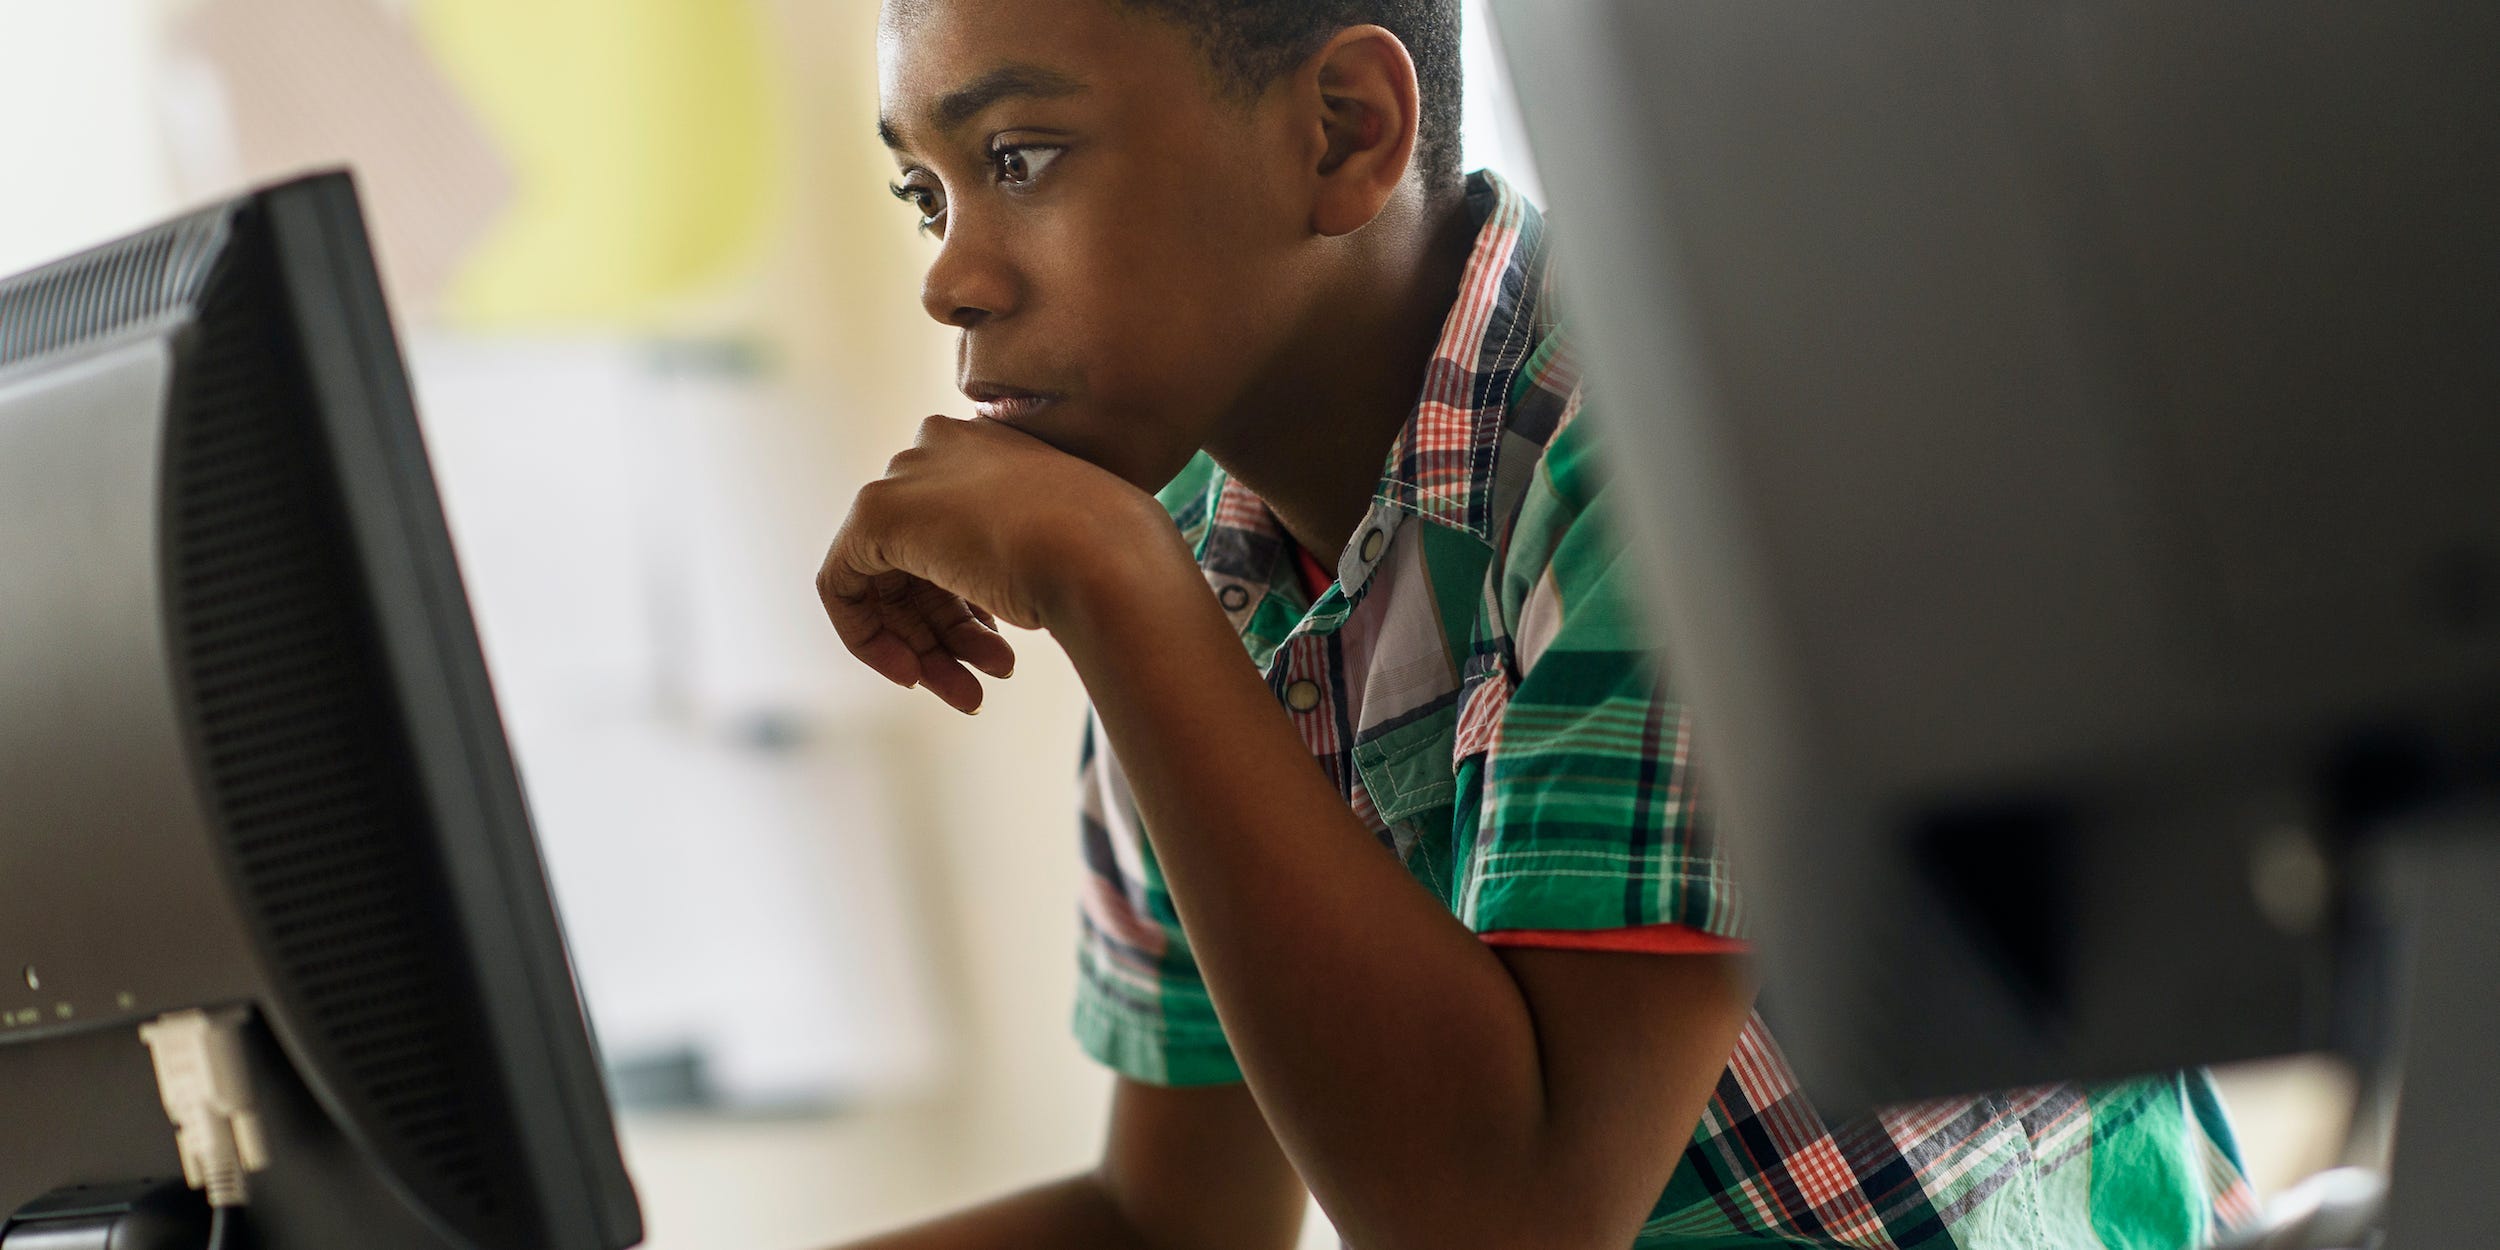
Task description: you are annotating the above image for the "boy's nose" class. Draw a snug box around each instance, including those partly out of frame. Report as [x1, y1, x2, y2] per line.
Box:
[921, 233, 1016, 329]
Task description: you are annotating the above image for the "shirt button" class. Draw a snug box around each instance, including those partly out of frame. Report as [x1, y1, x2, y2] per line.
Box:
[1284, 680, 1323, 713]
[1359, 527, 1387, 564]
[1218, 585, 1250, 611]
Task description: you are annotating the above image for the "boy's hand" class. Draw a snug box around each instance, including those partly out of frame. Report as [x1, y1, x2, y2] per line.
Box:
[816, 415, 1184, 714]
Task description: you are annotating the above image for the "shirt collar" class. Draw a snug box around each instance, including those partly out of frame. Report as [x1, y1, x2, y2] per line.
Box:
[1189, 171, 1554, 624]
[1370, 169, 1552, 544]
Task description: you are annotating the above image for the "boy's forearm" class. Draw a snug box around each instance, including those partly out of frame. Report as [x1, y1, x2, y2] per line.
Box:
[1052, 566, 1621, 1250]
[831, 1172, 1152, 1250]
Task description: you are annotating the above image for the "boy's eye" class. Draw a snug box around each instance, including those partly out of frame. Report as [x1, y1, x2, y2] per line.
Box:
[992, 144, 1064, 188]
[889, 178, 946, 236]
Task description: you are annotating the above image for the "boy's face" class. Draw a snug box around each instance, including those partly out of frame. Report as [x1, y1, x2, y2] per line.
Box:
[878, 0, 1323, 491]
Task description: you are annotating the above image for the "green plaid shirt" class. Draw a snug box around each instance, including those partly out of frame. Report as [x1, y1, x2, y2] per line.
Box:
[1073, 172, 2257, 1248]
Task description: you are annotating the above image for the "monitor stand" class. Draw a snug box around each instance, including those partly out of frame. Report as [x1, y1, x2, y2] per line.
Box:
[1, 1180, 222, 1249]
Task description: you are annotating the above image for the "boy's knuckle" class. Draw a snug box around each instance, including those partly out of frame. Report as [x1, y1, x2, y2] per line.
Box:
[814, 554, 852, 600]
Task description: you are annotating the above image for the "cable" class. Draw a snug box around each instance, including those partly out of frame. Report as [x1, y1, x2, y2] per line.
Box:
[205, 1205, 231, 1250]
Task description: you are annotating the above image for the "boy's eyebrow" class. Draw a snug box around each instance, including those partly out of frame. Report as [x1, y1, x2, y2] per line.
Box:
[879, 64, 1089, 150]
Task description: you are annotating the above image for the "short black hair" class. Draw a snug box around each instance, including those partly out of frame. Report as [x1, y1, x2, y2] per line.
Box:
[1114, 0, 1465, 193]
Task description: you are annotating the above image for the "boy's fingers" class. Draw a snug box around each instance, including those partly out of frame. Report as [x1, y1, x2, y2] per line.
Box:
[896, 580, 1014, 679]
[915, 652, 986, 715]
[819, 561, 920, 682]
[819, 557, 1002, 699]
[939, 606, 1017, 679]
[849, 630, 924, 689]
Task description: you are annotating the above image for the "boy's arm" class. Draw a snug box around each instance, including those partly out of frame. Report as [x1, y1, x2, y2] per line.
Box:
[819, 417, 1753, 1250]
[835, 1078, 1307, 1250]
[1053, 563, 1752, 1250]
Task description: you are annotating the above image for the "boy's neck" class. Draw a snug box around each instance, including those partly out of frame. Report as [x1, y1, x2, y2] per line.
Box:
[1204, 185, 1480, 565]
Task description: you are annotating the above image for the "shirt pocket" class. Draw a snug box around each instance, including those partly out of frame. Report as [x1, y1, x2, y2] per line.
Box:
[1353, 707, 1460, 890]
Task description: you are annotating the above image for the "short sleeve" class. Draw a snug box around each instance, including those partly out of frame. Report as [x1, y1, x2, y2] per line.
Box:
[1070, 712, 1244, 1087]
[1449, 412, 1747, 940]
[1068, 456, 1243, 1085]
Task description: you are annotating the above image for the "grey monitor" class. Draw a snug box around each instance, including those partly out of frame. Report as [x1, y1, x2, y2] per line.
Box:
[1489, 0, 2500, 1134]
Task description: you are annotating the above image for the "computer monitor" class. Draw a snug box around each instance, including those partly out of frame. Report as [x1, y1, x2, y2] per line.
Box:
[1489, 0, 2500, 1129]
[0, 172, 642, 1249]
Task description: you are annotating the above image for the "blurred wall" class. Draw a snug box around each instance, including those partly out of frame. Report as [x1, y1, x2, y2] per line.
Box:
[0, 0, 173, 275]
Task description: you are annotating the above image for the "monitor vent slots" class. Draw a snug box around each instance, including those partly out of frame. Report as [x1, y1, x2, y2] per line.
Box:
[0, 207, 230, 370]
[164, 213, 530, 1246]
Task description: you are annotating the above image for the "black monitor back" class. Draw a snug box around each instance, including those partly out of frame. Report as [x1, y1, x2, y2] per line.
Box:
[0, 172, 642, 1249]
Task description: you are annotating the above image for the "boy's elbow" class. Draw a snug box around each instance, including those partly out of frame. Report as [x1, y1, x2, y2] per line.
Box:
[1329, 1173, 1650, 1250]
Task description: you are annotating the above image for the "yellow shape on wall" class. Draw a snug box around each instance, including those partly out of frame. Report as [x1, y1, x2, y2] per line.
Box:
[416, 0, 786, 326]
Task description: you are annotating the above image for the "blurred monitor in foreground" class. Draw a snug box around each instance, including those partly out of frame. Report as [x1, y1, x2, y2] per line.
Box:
[1493, 0, 2500, 1240]
[0, 171, 642, 1250]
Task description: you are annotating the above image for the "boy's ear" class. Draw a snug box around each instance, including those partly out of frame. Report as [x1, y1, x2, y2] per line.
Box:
[1300, 25, 1422, 238]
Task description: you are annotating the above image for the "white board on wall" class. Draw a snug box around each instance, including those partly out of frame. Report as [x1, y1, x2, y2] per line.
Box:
[406, 334, 949, 1110]
[0, 0, 176, 276]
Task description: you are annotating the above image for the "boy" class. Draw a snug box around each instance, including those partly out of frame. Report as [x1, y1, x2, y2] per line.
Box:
[819, 1, 2256, 1246]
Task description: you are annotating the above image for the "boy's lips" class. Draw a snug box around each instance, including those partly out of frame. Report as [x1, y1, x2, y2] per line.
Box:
[964, 383, 1061, 424]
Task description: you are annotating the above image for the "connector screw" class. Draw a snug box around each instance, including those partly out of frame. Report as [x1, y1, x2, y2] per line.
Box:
[20, 967, 35, 991]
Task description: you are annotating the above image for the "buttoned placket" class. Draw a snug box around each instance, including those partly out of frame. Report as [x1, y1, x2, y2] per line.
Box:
[1265, 502, 1410, 747]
